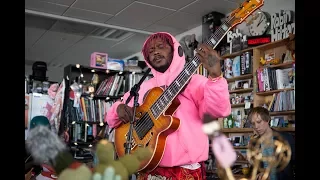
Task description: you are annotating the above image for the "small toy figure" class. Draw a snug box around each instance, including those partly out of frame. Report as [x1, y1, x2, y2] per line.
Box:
[260, 57, 281, 66]
[285, 33, 295, 61]
[95, 55, 105, 67]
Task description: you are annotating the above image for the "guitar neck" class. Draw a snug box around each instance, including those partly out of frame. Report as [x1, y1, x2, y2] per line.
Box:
[149, 19, 232, 119]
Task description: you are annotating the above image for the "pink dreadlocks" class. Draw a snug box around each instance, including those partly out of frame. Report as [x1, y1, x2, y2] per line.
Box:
[142, 33, 174, 62]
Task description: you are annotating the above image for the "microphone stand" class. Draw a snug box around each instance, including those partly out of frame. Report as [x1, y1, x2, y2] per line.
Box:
[124, 68, 151, 155]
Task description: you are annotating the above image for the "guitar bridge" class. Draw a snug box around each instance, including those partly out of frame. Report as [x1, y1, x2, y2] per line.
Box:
[124, 133, 137, 150]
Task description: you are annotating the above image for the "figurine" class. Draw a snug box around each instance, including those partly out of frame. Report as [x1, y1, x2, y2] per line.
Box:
[260, 57, 280, 66]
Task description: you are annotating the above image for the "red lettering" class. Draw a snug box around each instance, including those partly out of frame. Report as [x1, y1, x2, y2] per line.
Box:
[248, 37, 271, 45]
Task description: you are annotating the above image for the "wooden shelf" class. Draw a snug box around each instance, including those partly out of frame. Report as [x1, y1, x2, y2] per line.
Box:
[226, 74, 253, 83]
[229, 88, 253, 94]
[274, 127, 295, 132]
[262, 62, 294, 69]
[221, 37, 291, 59]
[221, 37, 296, 138]
[222, 128, 253, 133]
[256, 88, 294, 96]
[270, 111, 295, 116]
[231, 102, 252, 108]
[221, 48, 254, 58]
[70, 121, 102, 125]
[256, 37, 290, 50]
[231, 103, 245, 108]
[221, 127, 295, 133]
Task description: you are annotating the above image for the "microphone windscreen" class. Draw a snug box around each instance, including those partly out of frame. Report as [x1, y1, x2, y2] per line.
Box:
[211, 134, 236, 168]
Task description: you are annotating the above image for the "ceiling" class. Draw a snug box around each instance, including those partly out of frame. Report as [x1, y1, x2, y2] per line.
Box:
[25, 0, 238, 68]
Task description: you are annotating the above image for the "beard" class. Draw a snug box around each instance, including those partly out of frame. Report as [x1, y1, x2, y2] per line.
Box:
[151, 62, 171, 73]
[149, 53, 173, 73]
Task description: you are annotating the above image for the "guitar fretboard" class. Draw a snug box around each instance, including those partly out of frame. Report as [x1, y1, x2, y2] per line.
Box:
[149, 19, 232, 119]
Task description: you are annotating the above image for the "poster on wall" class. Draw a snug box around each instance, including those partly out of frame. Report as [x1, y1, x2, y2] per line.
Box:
[271, 10, 295, 42]
[48, 79, 65, 134]
[30, 94, 54, 122]
[222, 28, 247, 55]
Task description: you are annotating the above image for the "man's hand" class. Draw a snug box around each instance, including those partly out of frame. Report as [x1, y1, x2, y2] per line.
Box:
[195, 44, 222, 78]
[116, 104, 133, 124]
[256, 172, 269, 180]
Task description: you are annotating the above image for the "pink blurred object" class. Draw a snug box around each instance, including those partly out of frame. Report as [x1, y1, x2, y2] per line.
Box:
[90, 52, 108, 69]
[48, 84, 59, 99]
[211, 134, 237, 168]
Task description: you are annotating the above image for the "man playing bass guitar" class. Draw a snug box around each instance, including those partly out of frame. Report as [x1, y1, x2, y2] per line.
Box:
[106, 32, 231, 180]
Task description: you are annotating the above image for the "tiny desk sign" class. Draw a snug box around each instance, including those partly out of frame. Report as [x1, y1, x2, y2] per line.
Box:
[271, 10, 295, 42]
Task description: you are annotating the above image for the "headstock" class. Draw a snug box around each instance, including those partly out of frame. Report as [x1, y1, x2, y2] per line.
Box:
[228, 0, 264, 28]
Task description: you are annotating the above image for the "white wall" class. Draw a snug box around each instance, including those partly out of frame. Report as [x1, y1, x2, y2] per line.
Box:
[234, 0, 295, 36]
[124, 0, 295, 61]
[34, 0, 294, 79]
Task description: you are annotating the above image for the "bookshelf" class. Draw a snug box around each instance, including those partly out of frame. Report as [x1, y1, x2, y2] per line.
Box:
[212, 37, 295, 179]
[196, 38, 295, 179]
[219, 36, 296, 149]
[61, 64, 153, 163]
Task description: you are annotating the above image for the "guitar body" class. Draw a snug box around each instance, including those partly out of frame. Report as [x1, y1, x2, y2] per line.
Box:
[114, 87, 181, 172]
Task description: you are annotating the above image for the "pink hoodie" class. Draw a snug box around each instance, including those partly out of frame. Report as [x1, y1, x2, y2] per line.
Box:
[105, 32, 231, 167]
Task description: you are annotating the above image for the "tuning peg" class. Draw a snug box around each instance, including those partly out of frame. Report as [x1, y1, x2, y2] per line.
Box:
[238, 0, 244, 8]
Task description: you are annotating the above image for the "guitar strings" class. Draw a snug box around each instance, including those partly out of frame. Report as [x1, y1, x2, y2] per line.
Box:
[133, 16, 236, 139]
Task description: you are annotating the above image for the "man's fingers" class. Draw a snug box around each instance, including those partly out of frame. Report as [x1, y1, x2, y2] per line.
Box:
[197, 44, 209, 56]
[202, 44, 212, 52]
[195, 53, 205, 64]
[195, 48, 205, 58]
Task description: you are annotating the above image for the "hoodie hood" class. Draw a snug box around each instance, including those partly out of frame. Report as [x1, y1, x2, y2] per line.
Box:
[142, 32, 185, 87]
